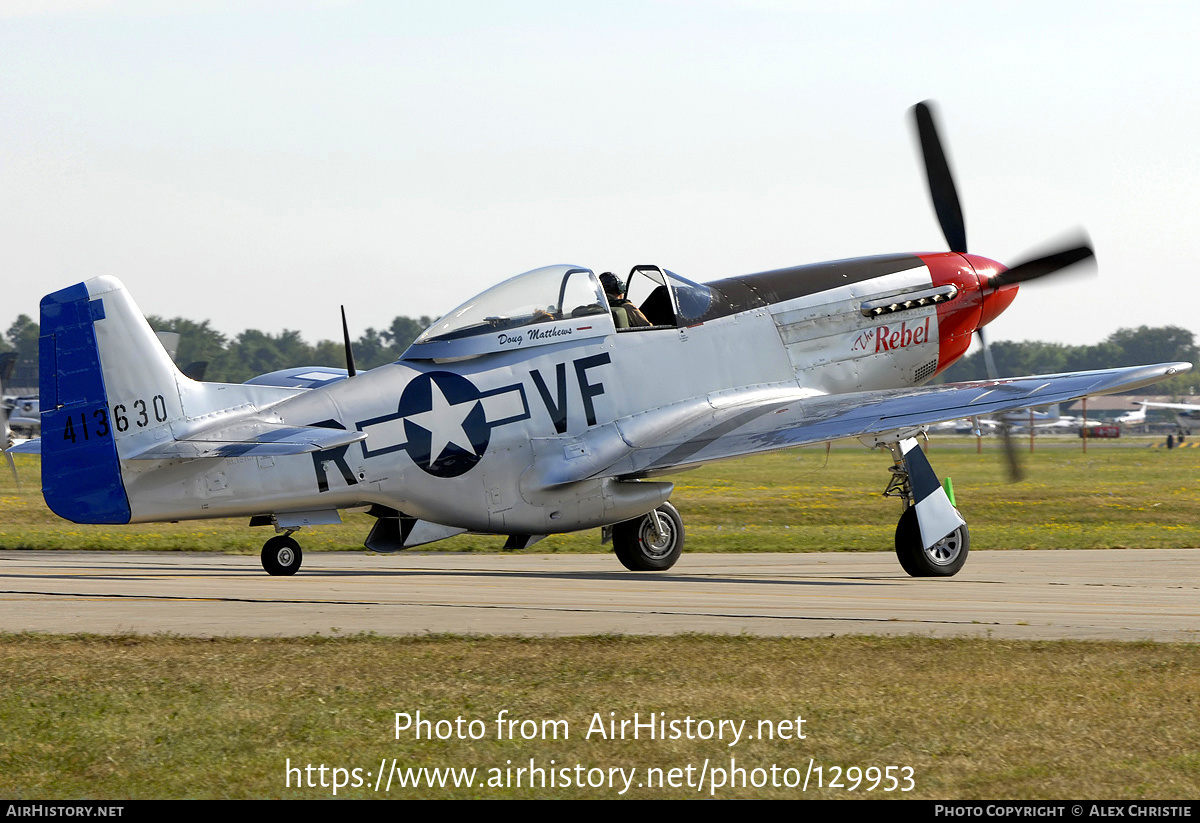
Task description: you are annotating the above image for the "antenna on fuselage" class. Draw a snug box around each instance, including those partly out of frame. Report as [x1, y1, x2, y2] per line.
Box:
[341, 305, 357, 378]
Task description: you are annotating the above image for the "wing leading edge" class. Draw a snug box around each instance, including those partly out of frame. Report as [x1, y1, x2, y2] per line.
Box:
[529, 362, 1191, 488]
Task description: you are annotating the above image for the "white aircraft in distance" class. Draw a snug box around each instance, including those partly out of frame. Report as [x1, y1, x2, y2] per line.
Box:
[8, 102, 1190, 579]
[0, 352, 37, 447]
[1003, 404, 1068, 426]
[5, 395, 40, 443]
[974, 404, 1079, 434]
[1135, 400, 1200, 434]
[1114, 403, 1148, 427]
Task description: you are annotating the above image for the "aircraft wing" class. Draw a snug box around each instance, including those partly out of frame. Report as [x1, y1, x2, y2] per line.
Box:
[1138, 400, 1200, 411]
[529, 362, 1189, 488]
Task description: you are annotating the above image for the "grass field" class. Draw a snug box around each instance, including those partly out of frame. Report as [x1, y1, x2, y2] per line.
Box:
[4, 437, 1198, 800]
[2, 436, 1198, 554]
[2, 634, 1198, 800]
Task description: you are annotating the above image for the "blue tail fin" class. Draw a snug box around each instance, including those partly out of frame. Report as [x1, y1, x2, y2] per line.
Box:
[39, 282, 131, 524]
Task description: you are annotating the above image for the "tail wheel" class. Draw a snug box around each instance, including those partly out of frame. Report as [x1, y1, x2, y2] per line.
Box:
[613, 502, 684, 571]
[262, 535, 302, 576]
[894, 506, 968, 577]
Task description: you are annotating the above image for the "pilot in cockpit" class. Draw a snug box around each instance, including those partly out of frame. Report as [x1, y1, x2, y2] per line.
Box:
[600, 272, 651, 329]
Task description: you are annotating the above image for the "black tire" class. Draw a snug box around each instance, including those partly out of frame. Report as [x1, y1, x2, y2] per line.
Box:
[612, 502, 684, 571]
[894, 506, 968, 577]
[262, 535, 302, 576]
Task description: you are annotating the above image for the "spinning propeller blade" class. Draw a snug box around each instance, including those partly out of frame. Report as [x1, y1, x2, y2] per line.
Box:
[912, 101, 967, 255]
[913, 101, 1094, 482]
[989, 239, 1095, 288]
[976, 326, 1024, 482]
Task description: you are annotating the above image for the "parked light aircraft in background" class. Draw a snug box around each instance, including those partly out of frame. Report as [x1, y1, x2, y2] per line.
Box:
[5, 396, 40, 443]
[1115, 403, 1148, 427]
[0, 352, 38, 447]
[1136, 400, 1200, 434]
[1002, 404, 1070, 427]
[8, 103, 1189, 578]
[972, 404, 1080, 434]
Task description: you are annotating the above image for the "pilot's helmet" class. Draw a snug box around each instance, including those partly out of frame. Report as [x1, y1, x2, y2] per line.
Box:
[599, 272, 623, 297]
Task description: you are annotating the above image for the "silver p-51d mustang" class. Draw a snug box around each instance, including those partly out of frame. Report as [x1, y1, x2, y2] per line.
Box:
[13, 104, 1189, 577]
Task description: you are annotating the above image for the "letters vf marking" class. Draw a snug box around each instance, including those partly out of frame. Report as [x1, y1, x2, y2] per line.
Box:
[528, 353, 611, 433]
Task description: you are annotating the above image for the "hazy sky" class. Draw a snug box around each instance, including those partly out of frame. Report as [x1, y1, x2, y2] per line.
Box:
[3, 1, 1198, 351]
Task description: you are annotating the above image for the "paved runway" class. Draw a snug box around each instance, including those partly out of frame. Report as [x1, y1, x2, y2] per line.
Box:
[0, 549, 1196, 641]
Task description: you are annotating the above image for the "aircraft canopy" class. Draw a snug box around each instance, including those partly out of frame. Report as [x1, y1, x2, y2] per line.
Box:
[404, 265, 614, 359]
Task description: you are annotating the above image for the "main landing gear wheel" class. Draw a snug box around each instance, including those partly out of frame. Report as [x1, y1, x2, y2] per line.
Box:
[613, 502, 684, 571]
[894, 506, 968, 578]
[262, 535, 302, 576]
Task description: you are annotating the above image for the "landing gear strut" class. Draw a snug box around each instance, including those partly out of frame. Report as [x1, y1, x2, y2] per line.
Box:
[880, 437, 969, 577]
[611, 502, 684, 571]
[261, 533, 303, 576]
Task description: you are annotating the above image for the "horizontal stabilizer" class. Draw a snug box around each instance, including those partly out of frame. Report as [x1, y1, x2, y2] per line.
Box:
[128, 422, 366, 460]
[244, 367, 350, 390]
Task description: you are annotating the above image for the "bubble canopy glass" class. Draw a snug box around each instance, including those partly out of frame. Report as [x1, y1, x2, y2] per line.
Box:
[405, 265, 613, 359]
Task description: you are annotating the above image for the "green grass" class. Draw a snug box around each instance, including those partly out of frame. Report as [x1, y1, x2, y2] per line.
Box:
[4, 440, 1199, 800]
[2, 634, 1197, 799]
[3, 437, 1198, 553]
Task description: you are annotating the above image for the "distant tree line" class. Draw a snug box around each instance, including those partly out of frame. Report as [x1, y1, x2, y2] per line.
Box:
[935, 325, 1200, 395]
[0, 312, 433, 388]
[1, 316, 39, 389]
[1, 313, 1197, 396]
[141, 314, 435, 384]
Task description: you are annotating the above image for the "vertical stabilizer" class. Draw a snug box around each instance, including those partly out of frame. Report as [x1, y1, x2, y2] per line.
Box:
[39, 276, 185, 524]
[85, 276, 185, 444]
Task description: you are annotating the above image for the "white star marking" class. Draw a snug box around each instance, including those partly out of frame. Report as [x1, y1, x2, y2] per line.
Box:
[403, 380, 480, 464]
